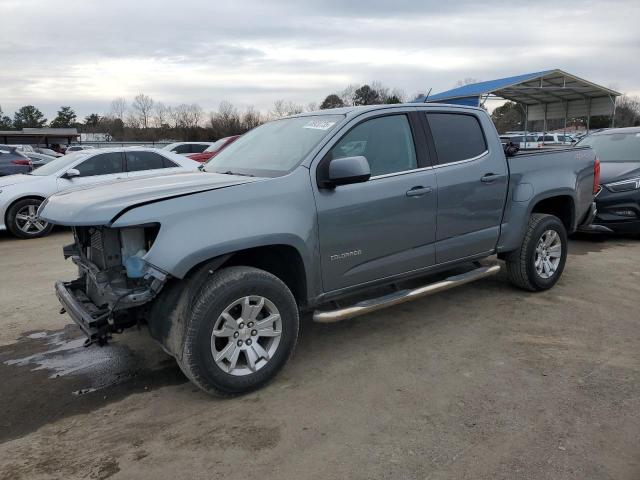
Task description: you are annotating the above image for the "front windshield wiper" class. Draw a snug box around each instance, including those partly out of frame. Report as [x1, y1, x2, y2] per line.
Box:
[221, 170, 254, 177]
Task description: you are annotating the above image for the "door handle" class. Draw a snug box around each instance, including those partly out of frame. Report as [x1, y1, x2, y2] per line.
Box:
[406, 186, 433, 197]
[481, 173, 503, 183]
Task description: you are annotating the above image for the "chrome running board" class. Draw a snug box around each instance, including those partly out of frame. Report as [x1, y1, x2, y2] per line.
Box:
[313, 264, 501, 323]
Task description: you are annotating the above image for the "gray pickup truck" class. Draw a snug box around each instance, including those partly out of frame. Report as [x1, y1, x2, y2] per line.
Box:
[40, 104, 598, 395]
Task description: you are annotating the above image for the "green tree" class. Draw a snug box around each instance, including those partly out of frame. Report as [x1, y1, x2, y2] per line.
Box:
[320, 94, 345, 109]
[353, 85, 381, 106]
[50, 106, 77, 128]
[85, 114, 101, 127]
[384, 95, 402, 104]
[0, 106, 12, 129]
[490, 101, 524, 133]
[13, 105, 47, 128]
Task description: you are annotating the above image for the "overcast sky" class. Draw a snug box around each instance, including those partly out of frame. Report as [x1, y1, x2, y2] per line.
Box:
[1, 0, 639, 119]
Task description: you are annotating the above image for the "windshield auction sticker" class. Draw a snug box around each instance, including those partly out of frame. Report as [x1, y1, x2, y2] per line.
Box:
[303, 120, 336, 130]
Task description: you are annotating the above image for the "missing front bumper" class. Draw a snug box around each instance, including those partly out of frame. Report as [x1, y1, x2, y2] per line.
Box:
[55, 280, 111, 342]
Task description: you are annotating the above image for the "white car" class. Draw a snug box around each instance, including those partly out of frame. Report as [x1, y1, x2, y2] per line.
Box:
[536, 133, 575, 146]
[0, 147, 200, 239]
[65, 145, 96, 154]
[8, 144, 35, 153]
[499, 134, 541, 150]
[162, 142, 215, 155]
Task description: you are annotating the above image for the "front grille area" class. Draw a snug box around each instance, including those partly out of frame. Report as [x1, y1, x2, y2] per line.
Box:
[81, 227, 122, 270]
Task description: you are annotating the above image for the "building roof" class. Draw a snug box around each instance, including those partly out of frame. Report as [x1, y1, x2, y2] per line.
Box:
[0, 127, 79, 145]
[415, 69, 621, 122]
[417, 69, 621, 105]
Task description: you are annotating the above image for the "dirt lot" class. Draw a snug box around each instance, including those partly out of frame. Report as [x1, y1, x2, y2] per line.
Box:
[0, 229, 639, 479]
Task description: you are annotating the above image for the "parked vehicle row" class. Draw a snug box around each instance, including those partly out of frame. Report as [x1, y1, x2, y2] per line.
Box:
[0, 145, 33, 176]
[0, 147, 199, 239]
[40, 104, 599, 396]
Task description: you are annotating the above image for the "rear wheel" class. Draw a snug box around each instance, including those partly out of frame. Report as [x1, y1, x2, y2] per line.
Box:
[506, 213, 568, 291]
[6, 198, 53, 239]
[177, 266, 299, 396]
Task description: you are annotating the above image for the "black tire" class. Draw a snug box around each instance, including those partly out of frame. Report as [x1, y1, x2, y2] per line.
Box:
[505, 213, 568, 291]
[177, 266, 299, 396]
[6, 198, 53, 239]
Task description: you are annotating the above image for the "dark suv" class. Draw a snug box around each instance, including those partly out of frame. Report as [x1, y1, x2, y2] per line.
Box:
[577, 127, 640, 233]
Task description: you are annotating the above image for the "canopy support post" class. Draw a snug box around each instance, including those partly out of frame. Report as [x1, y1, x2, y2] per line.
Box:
[610, 95, 617, 128]
[563, 100, 568, 138]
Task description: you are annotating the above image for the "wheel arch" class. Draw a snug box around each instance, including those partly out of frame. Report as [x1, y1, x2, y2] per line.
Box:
[4, 195, 47, 226]
[530, 194, 575, 232]
[147, 244, 308, 360]
[183, 243, 309, 307]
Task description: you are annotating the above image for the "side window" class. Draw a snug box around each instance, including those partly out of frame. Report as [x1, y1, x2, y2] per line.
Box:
[190, 144, 208, 153]
[75, 152, 123, 177]
[173, 144, 190, 154]
[328, 115, 417, 177]
[544, 135, 555, 142]
[426, 113, 487, 165]
[126, 151, 168, 172]
[163, 157, 178, 168]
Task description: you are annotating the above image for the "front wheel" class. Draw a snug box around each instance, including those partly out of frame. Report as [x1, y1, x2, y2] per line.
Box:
[506, 213, 568, 291]
[177, 266, 299, 396]
[6, 198, 53, 239]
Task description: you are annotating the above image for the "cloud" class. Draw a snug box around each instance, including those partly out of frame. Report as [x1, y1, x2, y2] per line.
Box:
[1, 0, 639, 118]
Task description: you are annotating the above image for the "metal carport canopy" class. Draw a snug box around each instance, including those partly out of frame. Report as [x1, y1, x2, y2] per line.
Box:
[415, 69, 620, 124]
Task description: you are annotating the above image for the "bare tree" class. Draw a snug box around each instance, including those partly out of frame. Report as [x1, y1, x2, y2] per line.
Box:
[110, 97, 127, 120]
[269, 100, 303, 119]
[340, 84, 358, 106]
[242, 106, 262, 131]
[131, 93, 154, 129]
[614, 95, 640, 127]
[153, 102, 170, 128]
[125, 112, 140, 129]
[210, 101, 242, 137]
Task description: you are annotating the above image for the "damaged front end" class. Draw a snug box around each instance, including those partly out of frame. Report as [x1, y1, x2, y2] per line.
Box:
[56, 225, 167, 345]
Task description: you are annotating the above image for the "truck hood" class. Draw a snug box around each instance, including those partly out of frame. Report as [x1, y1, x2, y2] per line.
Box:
[599, 161, 640, 184]
[40, 171, 260, 226]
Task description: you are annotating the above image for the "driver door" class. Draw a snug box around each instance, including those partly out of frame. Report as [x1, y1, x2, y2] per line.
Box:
[314, 113, 437, 292]
[56, 151, 125, 191]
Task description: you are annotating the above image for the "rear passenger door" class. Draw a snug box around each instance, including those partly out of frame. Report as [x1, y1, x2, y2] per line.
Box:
[125, 151, 183, 178]
[422, 111, 508, 264]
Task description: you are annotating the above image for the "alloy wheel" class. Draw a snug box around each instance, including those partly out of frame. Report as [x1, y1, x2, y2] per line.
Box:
[15, 204, 48, 235]
[210, 296, 282, 376]
[534, 229, 562, 279]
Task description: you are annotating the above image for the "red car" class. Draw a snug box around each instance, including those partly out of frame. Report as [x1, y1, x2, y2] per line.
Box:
[186, 135, 240, 163]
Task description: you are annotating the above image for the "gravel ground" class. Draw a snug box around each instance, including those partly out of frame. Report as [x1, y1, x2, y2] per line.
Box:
[0, 229, 639, 480]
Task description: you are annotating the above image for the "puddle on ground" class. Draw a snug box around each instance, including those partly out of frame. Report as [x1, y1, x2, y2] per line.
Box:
[0, 325, 187, 443]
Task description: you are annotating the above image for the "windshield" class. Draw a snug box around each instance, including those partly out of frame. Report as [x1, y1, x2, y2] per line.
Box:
[203, 115, 344, 176]
[577, 132, 640, 162]
[204, 139, 227, 153]
[30, 152, 89, 175]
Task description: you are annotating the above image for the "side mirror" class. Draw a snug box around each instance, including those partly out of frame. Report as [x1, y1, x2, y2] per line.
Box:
[322, 156, 371, 188]
[61, 168, 80, 179]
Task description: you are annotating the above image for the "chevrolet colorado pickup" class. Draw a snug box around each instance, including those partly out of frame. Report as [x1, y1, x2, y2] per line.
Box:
[40, 104, 599, 395]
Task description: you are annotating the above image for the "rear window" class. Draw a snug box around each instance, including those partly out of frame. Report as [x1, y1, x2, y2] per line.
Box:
[126, 151, 173, 171]
[190, 144, 209, 153]
[578, 132, 640, 162]
[426, 113, 487, 164]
